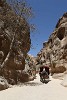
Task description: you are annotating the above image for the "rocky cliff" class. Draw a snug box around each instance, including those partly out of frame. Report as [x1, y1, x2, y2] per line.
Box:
[37, 12, 67, 75]
[0, 0, 31, 86]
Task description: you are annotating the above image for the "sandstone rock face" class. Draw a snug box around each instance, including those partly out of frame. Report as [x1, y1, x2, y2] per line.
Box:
[25, 54, 36, 80]
[0, 0, 31, 84]
[0, 76, 9, 91]
[37, 12, 67, 74]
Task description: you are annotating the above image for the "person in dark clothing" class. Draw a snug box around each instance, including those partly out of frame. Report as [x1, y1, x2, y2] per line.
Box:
[39, 66, 49, 83]
[40, 66, 43, 73]
[39, 64, 50, 83]
[45, 66, 50, 75]
[39, 65, 50, 75]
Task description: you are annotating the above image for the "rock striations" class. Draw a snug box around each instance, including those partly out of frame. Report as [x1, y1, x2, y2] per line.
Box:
[37, 13, 67, 86]
[0, 0, 31, 88]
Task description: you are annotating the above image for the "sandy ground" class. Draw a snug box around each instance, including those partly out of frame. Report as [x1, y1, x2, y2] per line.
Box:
[0, 74, 67, 100]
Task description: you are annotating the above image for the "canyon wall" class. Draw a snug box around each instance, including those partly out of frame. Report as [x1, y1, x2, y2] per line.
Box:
[0, 0, 31, 85]
[37, 12, 67, 75]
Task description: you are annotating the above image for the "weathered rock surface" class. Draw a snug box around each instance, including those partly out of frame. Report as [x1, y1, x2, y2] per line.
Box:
[0, 0, 31, 85]
[36, 12, 67, 86]
[0, 76, 9, 91]
[25, 54, 36, 81]
[37, 12, 67, 73]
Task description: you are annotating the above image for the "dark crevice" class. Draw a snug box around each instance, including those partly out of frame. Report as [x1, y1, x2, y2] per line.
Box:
[57, 27, 65, 40]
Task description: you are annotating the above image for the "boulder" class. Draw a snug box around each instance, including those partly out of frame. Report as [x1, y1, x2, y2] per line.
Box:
[17, 71, 29, 82]
[61, 74, 67, 87]
[0, 76, 9, 91]
[52, 73, 64, 80]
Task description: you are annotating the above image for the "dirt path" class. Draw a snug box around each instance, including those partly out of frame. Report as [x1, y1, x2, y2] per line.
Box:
[0, 74, 67, 100]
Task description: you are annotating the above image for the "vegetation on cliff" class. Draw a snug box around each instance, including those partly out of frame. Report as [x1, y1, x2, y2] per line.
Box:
[0, 0, 34, 88]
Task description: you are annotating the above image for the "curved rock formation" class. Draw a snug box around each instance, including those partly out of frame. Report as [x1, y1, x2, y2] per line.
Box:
[0, 0, 31, 85]
[37, 12, 67, 74]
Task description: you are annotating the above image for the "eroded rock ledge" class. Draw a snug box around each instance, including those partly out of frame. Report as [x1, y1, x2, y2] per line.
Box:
[37, 12, 67, 74]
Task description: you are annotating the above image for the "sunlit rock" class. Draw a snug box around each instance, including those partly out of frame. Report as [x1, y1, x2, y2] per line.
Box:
[0, 0, 31, 85]
[37, 13, 67, 75]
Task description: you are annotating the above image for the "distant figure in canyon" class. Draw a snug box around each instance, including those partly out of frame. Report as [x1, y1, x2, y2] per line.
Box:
[39, 62, 50, 83]
[39, 62, 50, 75]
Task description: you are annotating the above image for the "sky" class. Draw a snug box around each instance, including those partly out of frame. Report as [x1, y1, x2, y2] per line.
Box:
[27, 0, 67, 57]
